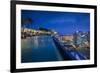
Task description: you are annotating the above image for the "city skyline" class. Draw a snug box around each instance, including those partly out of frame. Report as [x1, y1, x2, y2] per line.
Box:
[21, 10, 90, 35]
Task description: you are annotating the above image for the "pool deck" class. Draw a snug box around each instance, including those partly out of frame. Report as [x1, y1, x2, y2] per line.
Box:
[52, 36, 87, 60]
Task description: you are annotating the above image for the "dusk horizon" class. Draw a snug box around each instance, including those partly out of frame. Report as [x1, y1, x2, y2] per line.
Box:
[21, 10, 90, 35]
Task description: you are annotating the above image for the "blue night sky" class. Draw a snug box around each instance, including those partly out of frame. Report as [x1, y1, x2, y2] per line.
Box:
[21, 10, 90, 35]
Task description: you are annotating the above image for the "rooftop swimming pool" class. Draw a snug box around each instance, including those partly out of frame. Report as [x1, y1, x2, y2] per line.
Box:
[21, 35, 63, 63]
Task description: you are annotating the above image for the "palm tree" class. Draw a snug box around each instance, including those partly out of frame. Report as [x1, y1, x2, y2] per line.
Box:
[21, 16, 33, 27]
[21, 16, 33, 38]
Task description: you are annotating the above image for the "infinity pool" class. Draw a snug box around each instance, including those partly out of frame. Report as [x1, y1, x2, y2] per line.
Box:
[21, 35, 63, 63]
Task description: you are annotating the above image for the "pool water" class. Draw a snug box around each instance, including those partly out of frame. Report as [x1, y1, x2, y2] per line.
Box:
[21, 35, 63, 63]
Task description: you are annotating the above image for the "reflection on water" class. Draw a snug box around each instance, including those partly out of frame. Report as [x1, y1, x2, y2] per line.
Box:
[21, 35, 63, 63]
